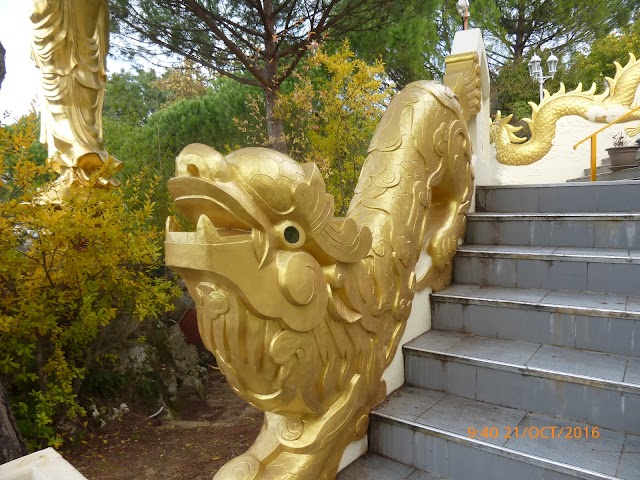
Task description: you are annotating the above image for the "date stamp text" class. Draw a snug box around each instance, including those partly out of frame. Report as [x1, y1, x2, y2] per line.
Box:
[467, 426, 600, 440]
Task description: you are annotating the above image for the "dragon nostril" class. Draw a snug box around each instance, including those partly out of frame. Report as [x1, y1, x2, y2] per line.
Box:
[187, 164, 200, 177]
[284, 226, 300, 244]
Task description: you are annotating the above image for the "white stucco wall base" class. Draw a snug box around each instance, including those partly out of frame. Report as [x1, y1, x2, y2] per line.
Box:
[338, 436, 369, 472]
[380, 286, 432, 394]
[0, 448, 87, 480]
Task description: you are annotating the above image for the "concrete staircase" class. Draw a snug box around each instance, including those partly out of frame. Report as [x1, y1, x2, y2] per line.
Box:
[339, 181, 640, 480]
[569, 160, 640, 183]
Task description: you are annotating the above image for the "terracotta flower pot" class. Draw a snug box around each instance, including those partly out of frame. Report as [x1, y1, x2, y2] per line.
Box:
[606, 145, 640, 171]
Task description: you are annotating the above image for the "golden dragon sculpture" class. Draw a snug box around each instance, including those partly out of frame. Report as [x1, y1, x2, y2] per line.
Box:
[165, 80, 474, 479]
[491, 53, 640, 165]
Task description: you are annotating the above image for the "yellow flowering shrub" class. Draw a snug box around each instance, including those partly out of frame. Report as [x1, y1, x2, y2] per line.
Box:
[0, 113, 179, 448]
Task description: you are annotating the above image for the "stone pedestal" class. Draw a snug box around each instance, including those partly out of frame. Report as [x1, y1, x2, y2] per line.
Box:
[0, 448, 87, 480]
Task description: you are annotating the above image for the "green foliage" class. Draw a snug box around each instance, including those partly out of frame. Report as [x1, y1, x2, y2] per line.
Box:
[0, 112, 48, 189]
[473, 0, 637, 123]
[491, 24, 640, 132]
[111, 0, 394, 88]
[234, 42, 392, 213]
[151, 60, 213, 106]
[490, 58, 552, 119]
[471, 0, 638, 66]
[103, 69, 167, 127]
[564, 24, 640, 90]
[145, 77, 256, 155]
[0, 113, 179, 448]
[348, 0, 444, 85]
[104, 75, 257, 229]
[277, 42, 392, 215]
[111, 0, 399, 151]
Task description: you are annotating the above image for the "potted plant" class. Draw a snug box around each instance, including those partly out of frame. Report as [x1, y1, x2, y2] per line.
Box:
[606, 132, 640, 170]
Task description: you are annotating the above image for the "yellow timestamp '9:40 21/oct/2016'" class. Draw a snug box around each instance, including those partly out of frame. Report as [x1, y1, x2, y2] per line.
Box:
[467, 425, 600, 440]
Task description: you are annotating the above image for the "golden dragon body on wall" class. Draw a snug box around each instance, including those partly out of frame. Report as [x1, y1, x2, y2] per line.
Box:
[491, 53, 640, 165]
[165, 80, 473, 479]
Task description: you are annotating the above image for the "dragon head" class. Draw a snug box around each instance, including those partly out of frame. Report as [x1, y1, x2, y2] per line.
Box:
[165, 144, 372, 416]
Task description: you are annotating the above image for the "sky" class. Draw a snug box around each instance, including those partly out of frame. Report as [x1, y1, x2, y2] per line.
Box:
[0, 2, 41, 121]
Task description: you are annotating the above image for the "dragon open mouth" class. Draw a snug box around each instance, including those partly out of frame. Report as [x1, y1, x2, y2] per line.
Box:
[166, 173, 277, 268]
[165, 209, 252, 246]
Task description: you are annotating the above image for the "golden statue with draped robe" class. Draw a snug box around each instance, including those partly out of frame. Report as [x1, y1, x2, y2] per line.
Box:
[31, 0, 121, 199]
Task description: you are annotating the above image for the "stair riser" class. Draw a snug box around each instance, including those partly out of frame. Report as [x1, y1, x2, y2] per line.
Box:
[432, 301, 640, 356]
[466, 219, 640, 249]
[476, 183, 640, 213]
[404, 352, 640, 435]
[453, 255, 640, 296]
[370, 419, 585, 480]
[571, 167, 640, 183]
[583, 166, 612, 177]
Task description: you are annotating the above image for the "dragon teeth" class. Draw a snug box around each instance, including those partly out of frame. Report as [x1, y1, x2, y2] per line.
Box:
[166, 216, 179, 233]
[197, 214, 221, 243]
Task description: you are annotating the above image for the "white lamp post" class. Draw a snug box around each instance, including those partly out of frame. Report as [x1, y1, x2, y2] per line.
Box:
[456, 0, 470, 30]
[528, 52, 558, 103]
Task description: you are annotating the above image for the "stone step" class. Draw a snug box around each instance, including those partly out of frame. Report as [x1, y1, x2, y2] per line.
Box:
[465, 213, 640, 249]
[371, 386, 639, 480]
[403, 331, 640, 434]
[453, 245, 640, 296]
[475, 181, 640, 213]
[569, 166, 640, 183]
[338, 453, 446, 480]
[432, 284, 640, 356]
[583, 165, 613, 177]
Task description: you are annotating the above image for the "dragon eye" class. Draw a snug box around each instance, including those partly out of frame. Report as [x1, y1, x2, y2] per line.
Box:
[277, 221, 305, 248]
[284, 225, 300, 244]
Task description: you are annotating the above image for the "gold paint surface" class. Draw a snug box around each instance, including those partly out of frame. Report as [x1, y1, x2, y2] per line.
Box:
[491, 53, 640, 166]
[443, 52, 481, 121]
[166, 80, 474, 479]
[30, 0, 121, 200]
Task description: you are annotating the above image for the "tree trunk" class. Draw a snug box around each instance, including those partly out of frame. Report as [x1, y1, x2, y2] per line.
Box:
[0, 40, 6, 91]
[263, 88, 287, 154]
[513, 5, 527, 61]
[0, 380, 27, 465]
[260, 0, 287, 154]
